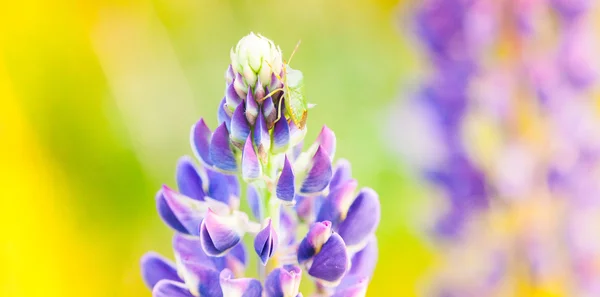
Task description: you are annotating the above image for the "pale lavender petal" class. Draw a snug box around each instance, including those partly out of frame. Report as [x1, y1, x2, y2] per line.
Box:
[308, 233, 349, 286]
[172, 233, 215, 271]
[225, 65, 234, 84]
[141, 252, 182, 289]
[247, 185, 263, 220]
[152, 280, 194, 297]
[162, 185, 206, 236]
[263, 96, 277, 129]
[300, 146, 333, 194]
[178, 260, 223, 297]
[338, 188, 380, 250]
[331, 276, 368, 297]
[156, 189, 188, 234]
[191, 118, 213, 167]
[226, 82, 243, 112]
[265, 265, 302, 297]
[254, 80, 266, 102]
[316, 179, 358, 228]
[176, 156, 205, 201]
[246, 86, 259, 125]
[348, 236, 378, 279]
[254, 218, 278, 265]
[210, 122, 238, 173]
[254, 109, 270, 161]
[200, 209, 247, 256]
[276, 156, 295, 203]
[316, 125, 336, 159]
[242, 134, 262, 181]
[218, 97, 232, 131]
[234, 72, 247, 98]
[271, 117, 290, 154]
[329, 159, 352, 190]
[206, 168, 238, 206]
[220, 269, 263, 297]
[230, 103, 251, 149]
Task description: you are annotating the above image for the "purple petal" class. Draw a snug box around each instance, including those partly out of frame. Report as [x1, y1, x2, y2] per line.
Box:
[247, 185, 263, 220]
[330, 159, 352, 190]
[210, 122, 238, 173]
[295, 194, 321, 223]
[272, 117, 290, 154]
[348, 236, 378, 279]
[316, 179, 358, 228]
[308, 233, 349, 286]
[172, 233, 215, 270]
[226, 82, 243, 112]
[156, 189, 188, 234]
[162, 185, 206, 235]
[242, 134, 262, 181]
[225, 65, 234, 84]
[254, 218, 278, 265]
[331, 276, 368, 297]
[254, 80, 266, 102]
[300, 146, 333, 194]
[234, 73, 247, 98]
[298, 221, 332, 264]
[263, 96, 277, 129]
[218, 97, 232, 131]
[265, 265, 302, 297]
[141, 252, 182, 289]
[246, 86, 259, 125]
[338, 188, 380, 251]
[316, 125, 336, 159]
[276, 156, 295, 203]
[152, 280, 194, 297]
[176, 156, 206, 201]
[200, 209, 247, 256]
[220, 269, 263, 297]
[205, 168, 237, 206]
[178, 261, 223, 297]
[230, 103, 251, 149]
[191, 118, 213, 167]
[254, 109, 270, 162]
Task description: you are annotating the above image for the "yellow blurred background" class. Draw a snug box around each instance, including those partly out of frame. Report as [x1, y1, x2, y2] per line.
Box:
[0, 1, 431, 296]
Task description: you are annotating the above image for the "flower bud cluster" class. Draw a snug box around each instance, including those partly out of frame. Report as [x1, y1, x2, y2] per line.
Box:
[141, 33, 381, 297]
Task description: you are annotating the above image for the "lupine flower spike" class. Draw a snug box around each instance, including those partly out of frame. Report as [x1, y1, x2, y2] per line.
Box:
[141, 32, 381, 297]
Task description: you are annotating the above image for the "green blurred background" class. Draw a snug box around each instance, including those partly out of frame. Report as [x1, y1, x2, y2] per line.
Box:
[0, 0, 433, 296]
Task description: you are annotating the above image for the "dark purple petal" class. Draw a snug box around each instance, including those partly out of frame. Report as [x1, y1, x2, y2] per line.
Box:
[308, 233, 349, 285]
[254, 109, 270, 161]
[162, 185, 206, 236]
[176, 156, 206, 201]
[200, 209, 247, 256]
[265, 265, 302, 297]
[152, 280, 194, 297]
[246, 87, 259, 125]
[156, 189, 188, 234]
[220, 269, 263, 297]
[348, 236, 378, 279]
[300, 146, 333, 194]
[210, 122, 238, 173]
[276, 156, 295, 203]
[271, 117, 290, 154]
[263, 96, 277, 130]
[254, 218, 278, 265]
[316, 179, 358, 228]
[211, 242, 247, 276]
[297, 237, 316, 265]
[242, 135, 262, 181]
[247, 185, 263, 220]
[298, 221, 332, 264]
[178, 260, 223, 297]
[269, 72, 282, 93]
[218, 97, 232, 131]
[226, 82, 243, 112]
[330, 159, 352, 190]
[230, 103, 251, 149]
[141, 252, 182, 289]
[191, 118, 213, 167]
[338, 188, 380, 250]
[315, 125, 336, 159]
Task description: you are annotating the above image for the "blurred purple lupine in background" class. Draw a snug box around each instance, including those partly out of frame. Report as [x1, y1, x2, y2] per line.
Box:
[141, 33, 380, 297]
[390, 0, 600, 296]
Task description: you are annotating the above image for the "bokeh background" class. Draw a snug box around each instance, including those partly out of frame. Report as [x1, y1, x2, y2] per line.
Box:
[0, 0, 433, 296]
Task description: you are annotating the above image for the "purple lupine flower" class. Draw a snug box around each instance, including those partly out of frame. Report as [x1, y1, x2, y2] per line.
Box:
[141, 33, 381, 296]
[392, 0, 600, 295]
